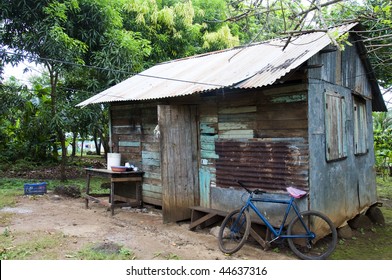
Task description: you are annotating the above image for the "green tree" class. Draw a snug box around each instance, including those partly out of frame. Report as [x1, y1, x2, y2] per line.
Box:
[1, 0, 88, 179]
[356, 0, 392, 89]
[0, 76, 53, 163]
[0, 0, 152, 180]
[373, 110, 392, 177]
[122, 0, 239, 63]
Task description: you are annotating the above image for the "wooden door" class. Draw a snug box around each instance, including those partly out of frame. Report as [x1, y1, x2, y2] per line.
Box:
[159, 105, 199, 223]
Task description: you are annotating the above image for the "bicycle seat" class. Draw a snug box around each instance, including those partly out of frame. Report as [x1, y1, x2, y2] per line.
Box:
[286, 187, 307, 198]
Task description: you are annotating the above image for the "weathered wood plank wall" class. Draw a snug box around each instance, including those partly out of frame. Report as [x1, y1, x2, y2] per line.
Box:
[159, 105, 199, 223]
[307, 40, 377, 226]
[110, 102, 162, 206]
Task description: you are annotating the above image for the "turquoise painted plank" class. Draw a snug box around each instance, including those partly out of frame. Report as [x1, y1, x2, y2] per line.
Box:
[271, 94, 306, 103]
[201, 142, 215, 151]
[142, 158, 160, 166]
[142, 171, 161, 180]
[200, 123, 216, 134]
[142, 151, 160, 160]
[219, 129, 254, 138]
[143, 183, 162, 193]
[201, 150, 219, 159]
[200, 134, 218, 143]
[199, 167, 211, 208]
[119, 141, 141, 147]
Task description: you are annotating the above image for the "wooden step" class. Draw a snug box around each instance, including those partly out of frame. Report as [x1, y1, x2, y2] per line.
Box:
[189, 206, 269, 250]
[189, 206, 228, 231]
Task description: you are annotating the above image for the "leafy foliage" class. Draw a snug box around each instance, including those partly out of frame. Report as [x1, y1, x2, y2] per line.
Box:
[373, 111, 392, 176]
[359, 0, 392, 89]
[0, 78, 53, 162]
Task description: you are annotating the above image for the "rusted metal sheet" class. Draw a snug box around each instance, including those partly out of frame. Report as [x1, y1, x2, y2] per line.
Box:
[78, 24, 358, 107]
[215, 139, 309, 192]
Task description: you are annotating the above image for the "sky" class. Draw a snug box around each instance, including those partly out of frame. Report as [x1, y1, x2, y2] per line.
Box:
[3, 61, 41, 84]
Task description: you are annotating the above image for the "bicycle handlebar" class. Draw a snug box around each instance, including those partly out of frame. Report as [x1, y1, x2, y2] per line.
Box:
[235, 180, 266, 195]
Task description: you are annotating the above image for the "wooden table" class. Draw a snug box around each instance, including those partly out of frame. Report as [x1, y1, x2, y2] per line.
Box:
[84, 168, 144, 215]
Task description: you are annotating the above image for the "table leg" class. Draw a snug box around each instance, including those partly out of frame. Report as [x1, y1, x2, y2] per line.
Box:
[136, 182, 143, 208]
[85, 174, 91, 209]
[110, 180, 115, 216]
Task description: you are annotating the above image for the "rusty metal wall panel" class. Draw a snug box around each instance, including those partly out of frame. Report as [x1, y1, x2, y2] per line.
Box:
[215, 139, 309, 191]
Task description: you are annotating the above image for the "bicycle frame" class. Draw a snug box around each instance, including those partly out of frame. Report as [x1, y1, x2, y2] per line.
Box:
[239, 193, 315, 241]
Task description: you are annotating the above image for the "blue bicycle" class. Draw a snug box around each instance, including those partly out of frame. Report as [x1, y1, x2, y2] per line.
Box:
[218, 181, 337, 260]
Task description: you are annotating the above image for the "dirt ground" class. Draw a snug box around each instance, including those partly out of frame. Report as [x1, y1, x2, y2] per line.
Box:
[0, 192, 294, 260]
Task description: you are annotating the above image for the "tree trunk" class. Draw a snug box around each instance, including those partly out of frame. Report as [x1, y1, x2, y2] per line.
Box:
[80, 138, 85, 157]
[93, 130, 101, 155]
[48, 65, 66, 181]
[99, 129, 110, 158]
[58, 130, 67, 182]
[71, 132, 77, 157]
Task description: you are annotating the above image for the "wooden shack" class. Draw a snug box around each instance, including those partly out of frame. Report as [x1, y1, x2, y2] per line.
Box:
[79, 23, 387, 226]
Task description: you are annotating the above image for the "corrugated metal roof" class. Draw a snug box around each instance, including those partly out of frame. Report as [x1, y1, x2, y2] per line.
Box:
[78, 24, 359, 107]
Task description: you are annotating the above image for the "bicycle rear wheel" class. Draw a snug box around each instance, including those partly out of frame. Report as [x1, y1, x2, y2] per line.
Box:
[287, 210, 337, 260]
[218, 209, 251, 254]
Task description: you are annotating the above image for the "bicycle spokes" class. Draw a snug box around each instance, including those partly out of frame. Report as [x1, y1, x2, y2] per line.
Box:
[218, 209, 251, 254]
[287, 211, 337, 260]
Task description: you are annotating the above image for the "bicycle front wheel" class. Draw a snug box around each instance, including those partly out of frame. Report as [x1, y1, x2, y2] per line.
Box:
[287, 210, 337, 260]
[218, 209, 251, 254]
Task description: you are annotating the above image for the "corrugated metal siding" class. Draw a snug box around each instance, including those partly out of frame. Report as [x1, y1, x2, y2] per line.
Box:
[78, 24, 358, 107]
[215, 139, 309, 191]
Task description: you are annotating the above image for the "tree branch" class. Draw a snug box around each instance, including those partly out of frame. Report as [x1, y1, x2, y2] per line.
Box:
[283, 0, 316, 50]
[363, 33, 392, 42]
[295, 0, 344, 17]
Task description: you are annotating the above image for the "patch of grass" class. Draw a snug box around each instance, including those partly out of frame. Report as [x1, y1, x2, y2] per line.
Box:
[0, 213, 14, 227]
[376, 176, 392, 199]
[47, 178, 106, 193]
[330, 207, 392, 260]
[0, 178, 26, 208]
[0, 230, 68, 260]
[0, 229, 135, 260]
[382, 206, 392, 222]
[0, 177, 108, 203]
[75, 243, 135, 260]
